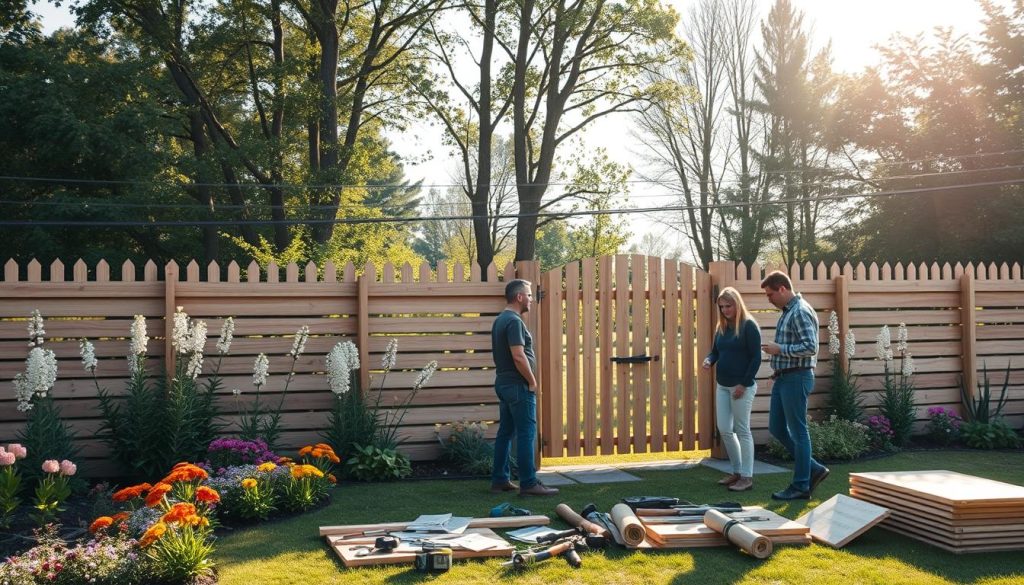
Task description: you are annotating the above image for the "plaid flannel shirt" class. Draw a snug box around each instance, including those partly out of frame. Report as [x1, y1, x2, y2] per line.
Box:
[771, 294, 819, 371]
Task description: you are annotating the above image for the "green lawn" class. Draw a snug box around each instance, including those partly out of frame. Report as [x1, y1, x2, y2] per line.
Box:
[214, 451, 1024, 584]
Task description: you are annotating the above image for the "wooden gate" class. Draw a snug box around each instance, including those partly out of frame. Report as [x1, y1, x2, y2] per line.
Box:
[537, 255, 715, 457]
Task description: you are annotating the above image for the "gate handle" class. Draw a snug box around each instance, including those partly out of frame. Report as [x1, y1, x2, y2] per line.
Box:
[609, 354, 659, 364]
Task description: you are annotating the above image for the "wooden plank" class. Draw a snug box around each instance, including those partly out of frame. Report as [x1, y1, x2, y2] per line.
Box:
[664, 260, 680, 451]
[631, 254, 647, 454]
[565, 261, 581, 457]
[961, 273, 979, 410]
[615, 255, 630, 453]
[582, 258, 598, 456]
[320, 515, 550, 536]
[599, 256, 614, 455]
[542, 268, 563, 457]
[695, 268, 713, 449]
[850, 471, 1024, 507]
[681, 263, 696, 450]
[329, 527, 513, 567]
[796, 494, 890, 548]
[649, 257, 664, 452]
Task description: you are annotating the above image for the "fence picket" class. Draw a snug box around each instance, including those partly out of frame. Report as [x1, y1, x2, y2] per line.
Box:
[323, 261, 336, 283]
[73, 259, 88, 282]
[227, 261, 240, 283]
[144, 260, 158, 281]
[581, 258, 597, 455]
[267, 261, 279, 283]
[96, 260, 110, 282]
[648, 256, 664, 452]
[50, 259, 65, 282]
[122, 260, 135, 282]
[419, 262, 432, 283]
[401, 262, 414, 282]
[207, 261, 220, 283]
[382, 262, 395, 283]
[343, 262, 355, 282]
[3, 259, 15, 282]
[614, 255, 630, 453]
[437, 261, 448, 283]
[598, 256, 615, 454]
[453, 263, 465, 283]
[565, 261, 581, 457]
[664, 260, 680, 451]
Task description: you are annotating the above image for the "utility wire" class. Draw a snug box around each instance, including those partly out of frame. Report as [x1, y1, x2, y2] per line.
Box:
[1, 178, 1020, 228]
[2, 163, 1022, 212]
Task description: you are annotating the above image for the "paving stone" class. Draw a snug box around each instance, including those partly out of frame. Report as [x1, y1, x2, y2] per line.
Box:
[616, 460, 701, 472]
[534, 471, 578, 486]
[699, 457, 789, 475]
[561, 467, 643, 484]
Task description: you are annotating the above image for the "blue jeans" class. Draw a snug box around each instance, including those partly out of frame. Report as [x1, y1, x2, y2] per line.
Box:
[768, 370, 826, 491]
[716, 382, 756, 477]
[492, 383, 538, 488]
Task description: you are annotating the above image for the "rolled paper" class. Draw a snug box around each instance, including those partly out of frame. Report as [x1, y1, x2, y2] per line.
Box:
[703, 509, 773, 559]
[555, 503, 610, 537]
[611, 503, 646, 547]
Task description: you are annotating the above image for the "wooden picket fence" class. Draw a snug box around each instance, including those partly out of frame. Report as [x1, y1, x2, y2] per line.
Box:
[1, 255, 1023, 476]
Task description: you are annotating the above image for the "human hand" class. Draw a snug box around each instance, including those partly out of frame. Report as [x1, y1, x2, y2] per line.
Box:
[732, 385, 745, 399]
[701, 359, 711, 370]
[761, 342, 781, 356]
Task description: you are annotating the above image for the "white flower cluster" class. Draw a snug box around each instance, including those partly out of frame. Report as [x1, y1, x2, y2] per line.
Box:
[326, 341, 358, 395]
[382, 338, 398, 370]
[185, 320, 207, 379]
[171, 307, 190, 353]
[844, 330, 856, 360]
[902, 352, 915, 377]
[80, 339, 97, 372]
[252, 353, 269, 388]
[128, 314, 148, 376]
[896, 322, 908, 354]
[289, 325, 310, 358]
[27, 309, 45, 347]
[13, 347, 58, 412]
[827, 311, 841, 356]
[217, 317, 235, 355]
[875, 325, 893, 363]
[413, 360, 439, 391]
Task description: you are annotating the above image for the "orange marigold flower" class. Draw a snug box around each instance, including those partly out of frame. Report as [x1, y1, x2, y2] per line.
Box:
[140, 521, 167, 547]
[326, 452, 341, 464]
[145, 482, 173, 508]
[298, 446, 313, 457]
[241, 478, 257, 490]
[310, 448, 324, 458]
[161, 463, 209, 484]
[162, 502, 197, 524]
[111, 511, 131, 523]
[277, 456, 293, 464]
[89, 516, 114, 533]
[291, 464, 325, 479]
[327, 473, 337, 484]
[196, 485, 220, 504]
[112, 483, 152, 502]
[181, 514, 210, 528]
[258, 462, 277, 473]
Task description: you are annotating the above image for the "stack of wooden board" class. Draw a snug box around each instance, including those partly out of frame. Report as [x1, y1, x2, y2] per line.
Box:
[849, 470, 1024, 554]
[634, 507, 811, 549]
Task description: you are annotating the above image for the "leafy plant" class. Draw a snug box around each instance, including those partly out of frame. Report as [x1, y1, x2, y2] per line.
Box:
[322, 385, 377, 464]
[206, 437, 278, 470]
[766, 416, 870, 461]
[31, 459, 76, 526]
[826, 311, 864, 422]
[436, 420, 498, 476]
[345, 444, 412, 482]
[960, 420, 1021, 450]
[0, 446, 24, 528]
[18, 397, 79, 486]
[237, 324, 308, 450]
[0, 525, 153, 584]
[875, 324, 917, 447]
[960, 362, 1011, 424]
[864, 415, 897, 451]
[925, 406, 963, 446]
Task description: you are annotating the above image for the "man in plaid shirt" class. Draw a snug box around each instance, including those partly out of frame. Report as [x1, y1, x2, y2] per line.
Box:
[760, 271, 830, 500]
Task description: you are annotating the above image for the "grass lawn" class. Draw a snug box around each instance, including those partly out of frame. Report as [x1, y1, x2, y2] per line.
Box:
[213, 450, 1024, 584]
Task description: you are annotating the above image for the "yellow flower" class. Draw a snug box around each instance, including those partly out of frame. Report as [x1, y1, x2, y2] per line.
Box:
[290, 464, 324, 479]
[258, 462, 277, 473]
[241, 478, 257, 489]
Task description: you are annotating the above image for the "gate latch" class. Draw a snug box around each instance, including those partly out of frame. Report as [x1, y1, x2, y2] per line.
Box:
[610, 354, 658, 364]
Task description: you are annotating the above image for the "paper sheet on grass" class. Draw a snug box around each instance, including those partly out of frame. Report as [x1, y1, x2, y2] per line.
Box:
[506, 526, 564, 543]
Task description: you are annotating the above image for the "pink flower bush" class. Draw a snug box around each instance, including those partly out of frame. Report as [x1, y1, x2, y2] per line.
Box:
[7, 443, 26, 459]
[0, 450, 15, 466]
[41, 459, 59, 474]
[59, 460, 77, 476]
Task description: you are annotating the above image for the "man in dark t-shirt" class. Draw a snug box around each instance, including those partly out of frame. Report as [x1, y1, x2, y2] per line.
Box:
[490, 279, 558, 496]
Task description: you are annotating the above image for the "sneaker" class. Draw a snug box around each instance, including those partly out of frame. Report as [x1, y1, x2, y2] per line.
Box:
[717, 473, 741, 486]
[490, 481, 519, 493]
[810, 466, 831, 493]
[519, 482, 559, 496]
[771, 486, 810, 500]
[728, 477, 753, 492]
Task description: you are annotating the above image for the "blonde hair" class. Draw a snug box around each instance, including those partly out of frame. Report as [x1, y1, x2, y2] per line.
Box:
[715, 286, 753, 334]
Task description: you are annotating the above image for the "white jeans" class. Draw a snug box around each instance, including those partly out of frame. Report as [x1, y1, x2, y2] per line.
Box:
[716, 382, 757, 477]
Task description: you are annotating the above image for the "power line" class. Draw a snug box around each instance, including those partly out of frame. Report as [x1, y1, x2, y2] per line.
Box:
[0, 148, 1021, 192]
[2, 163, 1021, 212]
[1, 178, 1019, 228]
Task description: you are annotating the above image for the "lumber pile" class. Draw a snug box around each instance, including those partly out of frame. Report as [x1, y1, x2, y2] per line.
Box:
[631, 507, 811, 549]
[849, 470, 1024, 554]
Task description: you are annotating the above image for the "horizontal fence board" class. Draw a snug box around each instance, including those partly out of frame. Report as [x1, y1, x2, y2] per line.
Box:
[0, 299, 165, 317]
[176, 298, 359, 316]
[366, 298, 504, 314]
[176, 283, 358, 297]
[0, 283, 164, 298]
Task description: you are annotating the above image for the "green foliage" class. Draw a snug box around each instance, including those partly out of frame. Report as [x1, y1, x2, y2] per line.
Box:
[960, 362, 1011, 424]
[960, 420, 1021, 450]
[158, 372, 222, 473]
[925, 407, 963, 446]
[766, 416, 870, 461]
[436, 420, 497, 476]
[17, 397, 78, 486]
[345, 444, 412, 482]
[827, 360, 864, 422]
[878, 359, 917, 448]
[0, 466, 20, 529]
[31, 471, 72, 526]
[321, 389, 377, 465]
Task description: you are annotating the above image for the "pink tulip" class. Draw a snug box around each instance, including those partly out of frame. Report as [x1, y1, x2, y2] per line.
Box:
[59, 460, 77, 476]
[6, 444, 26, 459]
[41, 460, 59, 474]
[0, 451, 15, 466]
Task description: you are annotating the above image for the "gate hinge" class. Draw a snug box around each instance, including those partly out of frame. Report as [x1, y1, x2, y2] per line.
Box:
[536, 288, 545, 301]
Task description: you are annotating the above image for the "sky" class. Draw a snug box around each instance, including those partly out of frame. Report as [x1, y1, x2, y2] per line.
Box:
[32, 0, 994, 259]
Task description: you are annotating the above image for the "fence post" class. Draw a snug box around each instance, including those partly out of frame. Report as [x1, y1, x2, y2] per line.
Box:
[705, 261, 733, 456]
[164, 261, 178, 373]
[834, 273, 851, 371]
[357, 263, 372, 395]
[960, 271, 978, 410]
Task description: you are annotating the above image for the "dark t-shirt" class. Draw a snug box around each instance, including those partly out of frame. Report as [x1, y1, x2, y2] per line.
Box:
[491, 309, 536, 386]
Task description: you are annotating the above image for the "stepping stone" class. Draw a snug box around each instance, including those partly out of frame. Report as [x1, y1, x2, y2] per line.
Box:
[561, 467, 643, 484]
[535, 471, 578, 486]
[616, 460, 701, 472]
[699, 457, 789, 475]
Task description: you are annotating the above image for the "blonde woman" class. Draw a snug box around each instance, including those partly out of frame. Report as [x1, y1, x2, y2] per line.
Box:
[701, 287, 761, 491]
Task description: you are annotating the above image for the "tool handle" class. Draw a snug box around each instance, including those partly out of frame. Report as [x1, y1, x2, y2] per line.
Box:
[537, 528, 578, 544]
[563, 546, 582, 568]
[555, 503, 610, 538]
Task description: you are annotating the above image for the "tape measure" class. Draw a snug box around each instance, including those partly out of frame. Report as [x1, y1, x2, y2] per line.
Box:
[414, 547, 452, 573]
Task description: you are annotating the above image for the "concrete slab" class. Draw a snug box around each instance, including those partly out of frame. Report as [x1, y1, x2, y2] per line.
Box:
[534, 471, 578, 486]
[616, 460, 701, 472]
[699, 457, 789, 475]
[562, 467, 643, 484]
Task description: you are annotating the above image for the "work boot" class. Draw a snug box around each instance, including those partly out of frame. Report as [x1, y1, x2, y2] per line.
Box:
[728, 477, 753, 492]
[519, 481, 559, 496]
[490, 480, 519, 493]
[717, 473, 741, 486]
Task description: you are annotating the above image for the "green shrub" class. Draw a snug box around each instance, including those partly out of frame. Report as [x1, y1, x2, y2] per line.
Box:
[960, 362, 1011, 424]
[960, 420, 1021, 449]
[766, 416, 871, 461]
[878, 382, 916, 447]
[18, 397, 79, 486]
[322, 387, 377, 465]
[925, 407, 963, 446]
[346, 444, 412, 482]
[436, 420, 497, 476]
[827, 360, 864, 422]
